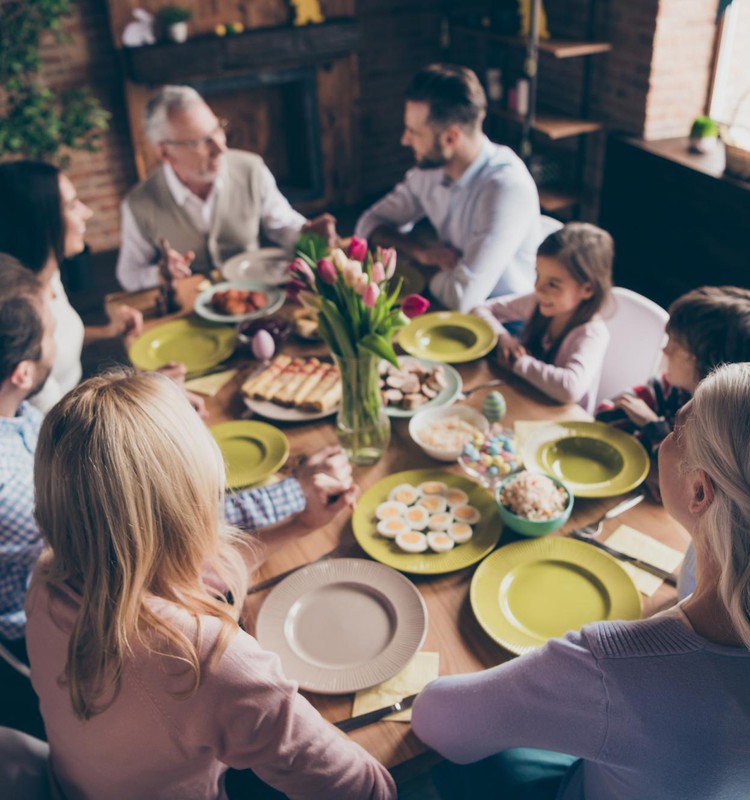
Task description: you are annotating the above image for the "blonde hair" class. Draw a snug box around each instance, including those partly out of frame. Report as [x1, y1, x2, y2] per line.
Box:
[34, 371, 248, 719]
[682, 362, 750, 647]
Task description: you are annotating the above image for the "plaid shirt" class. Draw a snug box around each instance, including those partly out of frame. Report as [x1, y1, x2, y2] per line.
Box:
[0, 401, 306, 641]
[0, 402, 44, 641]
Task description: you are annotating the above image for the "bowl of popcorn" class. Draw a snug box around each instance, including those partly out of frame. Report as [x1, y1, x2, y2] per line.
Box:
[496, 471, 573, 537]
[408, 404, 489, 462]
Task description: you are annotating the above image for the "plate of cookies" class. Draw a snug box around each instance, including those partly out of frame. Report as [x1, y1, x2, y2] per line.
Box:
[194, 280, 285, 324]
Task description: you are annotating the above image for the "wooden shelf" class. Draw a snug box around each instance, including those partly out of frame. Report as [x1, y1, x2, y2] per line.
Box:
[539, 187, 581, 213]
[489, 106, 602, 140]
[451, 25, 612, 58]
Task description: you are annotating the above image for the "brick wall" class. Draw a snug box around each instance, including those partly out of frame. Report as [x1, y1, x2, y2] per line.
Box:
[38, 1, 136, 252]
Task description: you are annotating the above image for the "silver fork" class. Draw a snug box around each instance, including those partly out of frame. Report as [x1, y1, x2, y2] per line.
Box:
[457, 379, 505, 400]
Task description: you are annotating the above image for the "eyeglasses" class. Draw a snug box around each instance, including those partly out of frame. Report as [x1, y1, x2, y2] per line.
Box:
[160, 118, 228, 150]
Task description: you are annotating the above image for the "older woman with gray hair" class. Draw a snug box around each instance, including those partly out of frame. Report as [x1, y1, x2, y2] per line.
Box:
[412, 361, 750, 799]
[116, 84, 336, 291]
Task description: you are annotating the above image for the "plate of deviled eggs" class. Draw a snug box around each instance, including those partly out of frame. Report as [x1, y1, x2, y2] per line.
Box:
[351, 469, 501, 574]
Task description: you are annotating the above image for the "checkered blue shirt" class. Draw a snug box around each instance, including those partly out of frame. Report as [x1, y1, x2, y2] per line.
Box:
[0, 402, 44, 642]
[0, 400, 305, 641]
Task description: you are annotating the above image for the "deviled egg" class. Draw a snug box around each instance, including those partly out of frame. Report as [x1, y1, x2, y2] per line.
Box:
[389, 483, 421, 506]
[427, 512, 453, 531]
[444, 488, 469, 509]
[375, 500, 408, 521]
[404, 505, 430, 530]
[377, 517, 411, 539]
[448, 522, 474, 544]
[418, 480, 447, 496]
[453, 504, 481, 525]
[427, 531, 455, 553]
[421, 494, 448, 514]
[396, 530, 428, 553]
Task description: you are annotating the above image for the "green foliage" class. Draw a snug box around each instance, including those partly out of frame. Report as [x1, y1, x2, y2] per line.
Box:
[0, 0, 110, 165]
[156, 5, 193, 25]
[690, 115, 719, 139]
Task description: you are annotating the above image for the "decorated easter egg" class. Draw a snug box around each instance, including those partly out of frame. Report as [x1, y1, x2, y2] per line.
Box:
[482, 390, 507, 422]
[251, 329, 276, 361]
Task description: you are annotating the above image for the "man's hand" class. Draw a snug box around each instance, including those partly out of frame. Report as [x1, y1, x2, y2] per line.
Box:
[414, 244, 461, 271]
[155, 361, 187, 384]
[304, 214, 338, 247]
[184, 389, 208, 420]
[107, 304, 144, 338]
[162, 246, 195, 281]
[496, 335, 526, 369]
[614, 394, 659, 427]
[296, 446, 357, 534]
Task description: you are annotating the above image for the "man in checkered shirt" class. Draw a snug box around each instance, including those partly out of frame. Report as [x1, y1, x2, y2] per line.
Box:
[0, 257, 354, 666]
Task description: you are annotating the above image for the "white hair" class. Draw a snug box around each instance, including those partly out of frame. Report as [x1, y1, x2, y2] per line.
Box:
[143, 85, 205, 144]
[683, 362, 750, 647]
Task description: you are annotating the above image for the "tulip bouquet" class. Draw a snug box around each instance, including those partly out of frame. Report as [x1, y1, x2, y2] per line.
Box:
[289, 236, 430, 463]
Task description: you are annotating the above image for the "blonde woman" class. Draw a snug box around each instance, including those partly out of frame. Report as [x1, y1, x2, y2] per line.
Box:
[25, 372, 395, 800]
[412, 362, 750, 799]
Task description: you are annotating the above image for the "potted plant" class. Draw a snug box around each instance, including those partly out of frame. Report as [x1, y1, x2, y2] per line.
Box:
[689, 116, 720, 154]
[156, 5, 193, 43]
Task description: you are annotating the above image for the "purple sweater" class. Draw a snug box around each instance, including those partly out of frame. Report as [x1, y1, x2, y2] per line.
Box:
[472, 293, 609, 413]
[26, 578, 395, 800]
[412, 605, 750, 799]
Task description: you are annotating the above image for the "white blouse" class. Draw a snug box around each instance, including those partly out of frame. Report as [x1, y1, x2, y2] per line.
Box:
[29, 271, 85, 413]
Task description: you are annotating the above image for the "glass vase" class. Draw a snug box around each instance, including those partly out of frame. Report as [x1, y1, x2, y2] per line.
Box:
[333, 352, 391, 466]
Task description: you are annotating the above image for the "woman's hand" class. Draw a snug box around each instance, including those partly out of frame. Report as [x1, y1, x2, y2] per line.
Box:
[614, 394, 659, 427]
[107, 304, 144, 339]
[184, 389, 208, 420]
[496, 335, 525, 369]
[156, 361, 187, 384]
[296, 446, 358, 535]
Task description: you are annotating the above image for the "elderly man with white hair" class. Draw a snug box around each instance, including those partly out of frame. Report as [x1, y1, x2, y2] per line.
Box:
[116, 85, 335, 291]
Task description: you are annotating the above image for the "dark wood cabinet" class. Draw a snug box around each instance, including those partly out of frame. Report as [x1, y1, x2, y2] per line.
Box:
[600, 135, 750, 308]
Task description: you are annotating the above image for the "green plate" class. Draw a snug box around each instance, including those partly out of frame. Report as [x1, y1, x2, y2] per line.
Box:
[210, 421, 289, 491]
[129, 318, 237, 375]
[382, 356, 463, 419]
[352, 469, 501, 575]
[521, 421, 650, 499]
[398, 312, 497, 364]
[397, 261, 427, 298]
[470, 537, 642, 655]
[194, 280, 285, 324]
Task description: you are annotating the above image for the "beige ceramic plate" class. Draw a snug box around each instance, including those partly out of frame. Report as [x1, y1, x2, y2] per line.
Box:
[256, 559, 428, 694]
[220, 247, 291, 284]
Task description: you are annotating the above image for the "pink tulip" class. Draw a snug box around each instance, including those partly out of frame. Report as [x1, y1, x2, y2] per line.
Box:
[291, 257, 315, 286]
[286, 279, 306, 300]
[318, 258, 338, 285]
[381, 248, 397, 279]
[401, 294, 430, 318]
[353, 273, 369, 295]
[371, 261, 385, 283]
[362, 282, 381, 308]
[347, 236, 368, 263]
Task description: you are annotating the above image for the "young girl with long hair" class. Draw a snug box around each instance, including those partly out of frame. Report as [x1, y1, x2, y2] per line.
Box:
[25, 372, 394, 799]
[472, 222, 613, 412]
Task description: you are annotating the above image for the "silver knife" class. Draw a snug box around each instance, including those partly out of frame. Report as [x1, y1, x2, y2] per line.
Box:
[569, 531, 678, 586]
[335, 694, 418, 733]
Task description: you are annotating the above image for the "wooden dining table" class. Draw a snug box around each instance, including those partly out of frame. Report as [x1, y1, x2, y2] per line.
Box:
[112, 272, 690, 780]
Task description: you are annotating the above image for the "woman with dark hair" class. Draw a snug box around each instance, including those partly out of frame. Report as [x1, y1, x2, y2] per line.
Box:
[0, 160, 143, 412]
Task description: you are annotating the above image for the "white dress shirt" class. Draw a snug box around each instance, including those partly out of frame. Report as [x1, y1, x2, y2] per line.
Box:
[355, 138, 541, 312]
[116, 161, 306, 291]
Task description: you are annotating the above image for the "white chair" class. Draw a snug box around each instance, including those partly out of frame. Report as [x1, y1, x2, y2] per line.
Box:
[597, 287, 670, 406]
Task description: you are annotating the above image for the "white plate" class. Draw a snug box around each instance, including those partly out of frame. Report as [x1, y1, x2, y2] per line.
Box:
[243, 395, 337, 422]
[381, 356, 463, 418]
[256, 558, 428, 694]
[221, 248, 292, 285]
[194, 280, 285, 324]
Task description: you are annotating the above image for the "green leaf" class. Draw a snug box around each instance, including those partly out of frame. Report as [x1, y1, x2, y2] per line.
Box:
[360, 332, 398, 367]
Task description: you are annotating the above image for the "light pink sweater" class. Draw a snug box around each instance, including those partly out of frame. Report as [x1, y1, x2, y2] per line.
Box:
[25, 578, 396, 800]
[472, 293, 609, 413]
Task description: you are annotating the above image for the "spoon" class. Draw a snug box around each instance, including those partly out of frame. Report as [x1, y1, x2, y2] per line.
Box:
[574, 493, 645, 539]
[458, 379, 504, 399]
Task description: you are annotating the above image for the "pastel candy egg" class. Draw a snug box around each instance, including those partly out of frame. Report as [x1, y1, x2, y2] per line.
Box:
[482, 391, 507, 422]
[251, 329, 275, 361]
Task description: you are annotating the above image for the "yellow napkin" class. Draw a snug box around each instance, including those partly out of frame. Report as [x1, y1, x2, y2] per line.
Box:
[351, 652, 439, 723]
[606, 525, 685, 596]
[513, 420, 556, 453]
[184, 368, 238, 397]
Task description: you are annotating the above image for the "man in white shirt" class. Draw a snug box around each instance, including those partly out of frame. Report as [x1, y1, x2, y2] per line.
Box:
[355, 64, 543, 312]
[116, 85, 335, 291]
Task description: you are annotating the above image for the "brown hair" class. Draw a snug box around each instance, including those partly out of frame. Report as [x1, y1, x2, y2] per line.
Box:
[667, 286, 750, 380]
[405, 64, 487, 132]
[0, 255, 46, 382]
[524, 222, 614, 362]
